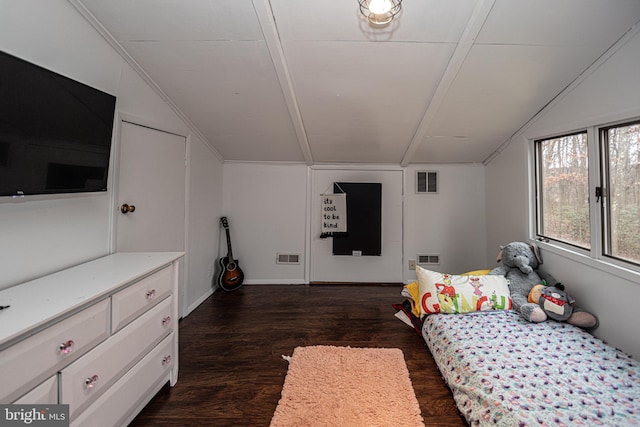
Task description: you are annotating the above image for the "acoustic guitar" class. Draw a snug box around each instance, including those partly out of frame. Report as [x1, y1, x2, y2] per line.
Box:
[218, 216, 245, 291]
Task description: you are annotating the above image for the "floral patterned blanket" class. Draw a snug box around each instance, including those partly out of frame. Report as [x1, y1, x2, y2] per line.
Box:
[422, 311, 640, 426]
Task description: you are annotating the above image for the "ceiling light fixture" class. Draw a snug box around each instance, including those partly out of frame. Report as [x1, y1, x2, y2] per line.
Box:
[358, 0, 402, 25]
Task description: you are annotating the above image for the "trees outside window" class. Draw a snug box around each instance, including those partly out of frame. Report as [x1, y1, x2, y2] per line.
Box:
[534, 120, 640, 267]
[601, 122, 640, 264]
[535, 132, 590, 248]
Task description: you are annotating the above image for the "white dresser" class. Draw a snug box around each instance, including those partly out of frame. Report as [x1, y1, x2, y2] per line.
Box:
[0, 252, 183, 426]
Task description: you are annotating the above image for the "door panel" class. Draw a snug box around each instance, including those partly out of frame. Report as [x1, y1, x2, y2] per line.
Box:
[116, 122, 185, 253]
[116, 122, 185, 315]
[310, 169, 403, 283]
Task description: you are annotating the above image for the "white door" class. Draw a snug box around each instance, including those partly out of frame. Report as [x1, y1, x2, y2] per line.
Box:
[116, 121, 186, 308]
[310, 169, 403, 283]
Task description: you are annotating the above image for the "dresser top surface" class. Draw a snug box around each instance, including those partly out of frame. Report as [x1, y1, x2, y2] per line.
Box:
[0, 252, 183, 348]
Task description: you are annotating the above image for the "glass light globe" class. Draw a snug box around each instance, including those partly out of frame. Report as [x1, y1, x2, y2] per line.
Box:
[367, 0, 393, 15]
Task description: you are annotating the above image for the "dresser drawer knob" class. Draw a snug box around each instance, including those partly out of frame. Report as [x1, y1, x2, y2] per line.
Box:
[162, 316, 171, 326]
[146, 289, 156, 300]
[85, 374, 99, 389]
[59, 340, 75, 354]
[162, 355, 172, 366]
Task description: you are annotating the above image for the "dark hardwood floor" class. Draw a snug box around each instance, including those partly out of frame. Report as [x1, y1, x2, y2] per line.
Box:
[129, 284, 467, 426]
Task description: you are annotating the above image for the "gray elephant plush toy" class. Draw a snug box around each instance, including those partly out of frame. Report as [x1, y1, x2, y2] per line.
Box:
[489, 241, 598, 330]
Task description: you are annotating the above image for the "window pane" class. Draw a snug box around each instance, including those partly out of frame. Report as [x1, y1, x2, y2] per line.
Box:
[537, 132, 590, 248]
[605, 122, 640, 264]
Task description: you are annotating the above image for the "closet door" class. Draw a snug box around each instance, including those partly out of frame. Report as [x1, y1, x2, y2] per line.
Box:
[310, 169, 403, 283]
[115, 121, 186, 311]
[116, 122, 185, 253]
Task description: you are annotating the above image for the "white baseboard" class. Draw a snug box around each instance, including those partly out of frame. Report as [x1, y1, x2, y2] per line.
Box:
[184, 288, 214, 317]
[241, 279, 307, 285]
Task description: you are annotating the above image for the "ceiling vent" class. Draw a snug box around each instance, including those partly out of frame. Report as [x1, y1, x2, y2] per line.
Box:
[417, 254, 440, 265]
[416, 171, 438, 194]
[276, 253, 301, 265]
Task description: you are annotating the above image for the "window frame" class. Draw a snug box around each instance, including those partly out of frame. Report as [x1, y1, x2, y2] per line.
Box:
[533, 130, 590, 250]
[599, 119, 640, 268]
[530, 117, 640, 277]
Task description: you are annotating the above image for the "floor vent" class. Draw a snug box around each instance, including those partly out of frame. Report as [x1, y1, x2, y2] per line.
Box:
[276, 253, 301, 264]
[417, 254, 440, 265]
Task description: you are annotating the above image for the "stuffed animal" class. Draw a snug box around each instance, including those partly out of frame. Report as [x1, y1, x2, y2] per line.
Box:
[538, 283, 574, 321]
[489, 241, 598, 330]
[528, 283, 544, 303]
[528, 282, 575, 321]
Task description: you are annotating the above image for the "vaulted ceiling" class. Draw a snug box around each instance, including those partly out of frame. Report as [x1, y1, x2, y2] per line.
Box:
[73, 0, 640, 165]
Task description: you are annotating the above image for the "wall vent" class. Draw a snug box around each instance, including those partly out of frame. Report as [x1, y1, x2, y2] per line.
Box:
[276, 253, 301, 265]
[417, 254, 440, 265]
[416, 170, 438, 194]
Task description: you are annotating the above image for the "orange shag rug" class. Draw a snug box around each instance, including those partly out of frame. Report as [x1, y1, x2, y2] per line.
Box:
[270, 345, 425, 427]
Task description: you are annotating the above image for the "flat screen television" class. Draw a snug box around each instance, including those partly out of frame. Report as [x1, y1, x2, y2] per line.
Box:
[0, 50, 116, 197]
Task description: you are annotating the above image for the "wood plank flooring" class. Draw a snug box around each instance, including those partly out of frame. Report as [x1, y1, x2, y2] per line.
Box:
[129, 284, 467, 426]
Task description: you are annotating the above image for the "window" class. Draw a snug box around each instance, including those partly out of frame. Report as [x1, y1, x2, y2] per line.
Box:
[535, 131, 590, 249]
[534, 119, 640, 268]
[601, 121, 640, 264]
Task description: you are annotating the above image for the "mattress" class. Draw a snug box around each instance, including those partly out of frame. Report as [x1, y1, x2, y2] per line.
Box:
[422, 310, 640, 426]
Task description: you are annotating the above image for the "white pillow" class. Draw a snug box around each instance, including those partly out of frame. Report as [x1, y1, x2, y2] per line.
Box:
[416, 266, 512, 316]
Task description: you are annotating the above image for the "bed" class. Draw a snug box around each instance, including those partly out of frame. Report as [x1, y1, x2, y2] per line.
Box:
[422, 311, 640, 426]
[395, 268, 640, 426]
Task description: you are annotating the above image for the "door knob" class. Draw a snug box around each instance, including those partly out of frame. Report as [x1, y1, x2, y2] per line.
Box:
[120, 203, 136, 214]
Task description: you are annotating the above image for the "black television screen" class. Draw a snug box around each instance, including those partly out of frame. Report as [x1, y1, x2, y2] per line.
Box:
[0, 50, 116, 197]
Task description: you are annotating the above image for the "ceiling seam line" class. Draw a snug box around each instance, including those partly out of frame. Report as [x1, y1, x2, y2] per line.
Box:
[400, 0, 496, 167]
[252, 0, 314, 165]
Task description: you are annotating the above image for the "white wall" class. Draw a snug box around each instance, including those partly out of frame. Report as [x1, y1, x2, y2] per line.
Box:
[484, 140, 530, 261]
[404, 164, 488, 281]
[485, 28, 640, 358]
[222, 162, 488, 284]
[0, 0, 223, 316]
[222, 162, 308, 284]
[186, 139, 223, 313]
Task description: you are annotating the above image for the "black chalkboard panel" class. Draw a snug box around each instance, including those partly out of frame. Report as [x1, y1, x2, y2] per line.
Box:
[332, 182, 381, 256]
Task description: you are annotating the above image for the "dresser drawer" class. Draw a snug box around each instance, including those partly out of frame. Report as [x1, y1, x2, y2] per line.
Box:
[111, 266, 172, 333]
[71, 333, 175, 427]
[61, 296, 173, 420]
[13, 376, 58, 404]
[0, 298, 110, 403]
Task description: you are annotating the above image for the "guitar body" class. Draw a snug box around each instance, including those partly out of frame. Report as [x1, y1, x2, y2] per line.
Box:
[217, 217, 245, 291]
[217, 256, 244, 291]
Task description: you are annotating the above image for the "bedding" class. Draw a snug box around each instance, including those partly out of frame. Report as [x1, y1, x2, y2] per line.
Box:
[422, 311, 640, 426]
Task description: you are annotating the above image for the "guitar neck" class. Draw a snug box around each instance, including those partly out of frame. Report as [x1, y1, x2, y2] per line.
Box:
[225, 227, 235, 261]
